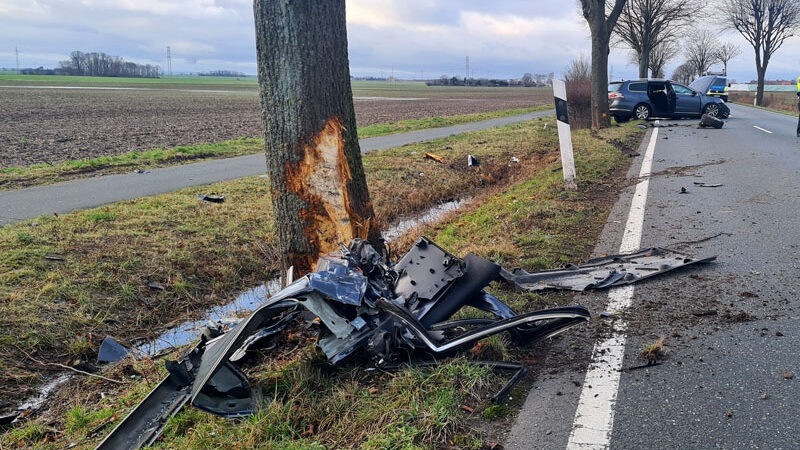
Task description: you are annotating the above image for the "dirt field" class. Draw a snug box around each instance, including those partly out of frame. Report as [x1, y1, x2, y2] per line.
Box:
[0, 79, 552, 168]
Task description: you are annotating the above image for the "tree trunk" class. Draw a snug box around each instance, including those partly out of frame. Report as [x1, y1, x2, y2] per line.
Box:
[756, 64, 767, 107]
[638, 52, 649, 79]
[254, 0, 381, 278]
[590, 26, 612, 129]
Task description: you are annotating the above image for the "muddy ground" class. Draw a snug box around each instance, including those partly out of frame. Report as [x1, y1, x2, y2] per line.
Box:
[0, 86, 551, 168]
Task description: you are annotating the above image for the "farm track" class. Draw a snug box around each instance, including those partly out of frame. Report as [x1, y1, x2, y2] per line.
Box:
[0, 86, 552, 168]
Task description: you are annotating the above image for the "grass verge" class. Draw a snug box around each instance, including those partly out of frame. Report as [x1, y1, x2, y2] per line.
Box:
[0, 119, 644, 448]
[0, 106, 550, 191]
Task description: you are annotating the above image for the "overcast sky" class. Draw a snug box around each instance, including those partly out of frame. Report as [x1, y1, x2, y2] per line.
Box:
[1, 0, 798, 82]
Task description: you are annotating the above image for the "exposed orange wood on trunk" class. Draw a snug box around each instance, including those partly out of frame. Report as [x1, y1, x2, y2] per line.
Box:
[284, 116, 373, 274]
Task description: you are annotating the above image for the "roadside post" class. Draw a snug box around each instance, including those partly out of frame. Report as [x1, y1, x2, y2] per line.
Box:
[552, 79, 577, 190]
[796, 75, 799, 137]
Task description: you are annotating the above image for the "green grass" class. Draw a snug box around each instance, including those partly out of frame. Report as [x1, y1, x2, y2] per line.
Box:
[357, 105, 551, 138]
[0, 107, 550, 190]
[0, 119, 644, 449]
[0, 137, 263, 189]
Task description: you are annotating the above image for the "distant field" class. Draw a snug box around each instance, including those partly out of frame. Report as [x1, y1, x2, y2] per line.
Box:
[729, 91, 798, 115]
[0, 75, 552, 168]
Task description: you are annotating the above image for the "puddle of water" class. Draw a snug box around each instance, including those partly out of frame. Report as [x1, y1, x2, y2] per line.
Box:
[137, 278, 282, 357]
[381, 199, 468, 242]
[16, 373, 72, 413]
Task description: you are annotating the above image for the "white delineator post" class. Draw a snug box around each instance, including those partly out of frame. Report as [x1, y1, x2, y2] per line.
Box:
[552, 79, 577, 190]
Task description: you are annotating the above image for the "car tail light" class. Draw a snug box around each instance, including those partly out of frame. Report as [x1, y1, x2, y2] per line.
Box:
[608, 92, 624, 99]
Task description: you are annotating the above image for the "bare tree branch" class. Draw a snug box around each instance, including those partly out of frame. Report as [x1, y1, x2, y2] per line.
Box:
[721, 0, 800, 105]
[614, 0, 699, 78]
[684, 30, 721, 78]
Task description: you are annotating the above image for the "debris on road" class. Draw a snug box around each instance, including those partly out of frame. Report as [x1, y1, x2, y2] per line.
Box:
[680, 187, 688, 194]
[424, 152, 444, 163]
[499, 248, 716, 292]
[699, 114, 724, 129]
[693, 182, 723, 188]
[639, 337, 665, 363]
[782, 370, 794, 380]
[198, 194, 225, 203]
[97, 237, 592, 448]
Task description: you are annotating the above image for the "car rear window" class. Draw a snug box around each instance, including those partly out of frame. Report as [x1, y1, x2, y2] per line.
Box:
[608, 83, 623, 92]
[628, 82, 647, 92]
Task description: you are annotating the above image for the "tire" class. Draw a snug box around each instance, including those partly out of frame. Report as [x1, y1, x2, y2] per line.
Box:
[613, 115, 631, 123]
[633, 103, 652, 120]
[703, 103, 722, 118]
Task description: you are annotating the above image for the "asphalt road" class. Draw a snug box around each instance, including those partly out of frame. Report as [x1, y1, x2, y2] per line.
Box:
[507, 104, 800, 449]
[0, 109, 552, 226]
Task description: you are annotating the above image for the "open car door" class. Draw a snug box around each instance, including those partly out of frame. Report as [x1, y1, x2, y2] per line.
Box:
[647, 81, 676, 117]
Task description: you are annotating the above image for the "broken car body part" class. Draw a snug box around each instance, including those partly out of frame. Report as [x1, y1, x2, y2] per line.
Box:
[98, 238, 714, 449]
[500, 247, 715, 292]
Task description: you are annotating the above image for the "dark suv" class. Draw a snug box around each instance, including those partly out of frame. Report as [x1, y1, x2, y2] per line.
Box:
[609, 79, 730, 122]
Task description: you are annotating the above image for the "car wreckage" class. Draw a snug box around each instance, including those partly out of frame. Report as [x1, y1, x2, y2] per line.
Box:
[98, 237, 714, 449]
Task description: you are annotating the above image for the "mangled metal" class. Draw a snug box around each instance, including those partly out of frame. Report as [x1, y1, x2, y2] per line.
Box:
[98, 238, 714, 449]
[500, 247, 716, 292]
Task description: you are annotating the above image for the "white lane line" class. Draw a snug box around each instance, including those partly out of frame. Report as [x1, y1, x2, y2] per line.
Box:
[753, 125, 773, 134]
[565, 122, 659, 450]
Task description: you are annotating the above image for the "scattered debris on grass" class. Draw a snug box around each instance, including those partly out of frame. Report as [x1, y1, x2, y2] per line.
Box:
[198, 194, 225, 203]
[424, 152, 444, 163]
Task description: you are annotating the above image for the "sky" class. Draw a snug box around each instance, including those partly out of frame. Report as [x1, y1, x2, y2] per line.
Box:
[1, 0, 799, 82]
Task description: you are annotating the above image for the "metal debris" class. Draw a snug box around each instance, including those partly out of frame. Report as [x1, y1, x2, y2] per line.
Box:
[468, 155, 479, 167]
[500, 248, 715, 292]
[198, 194, 225, 203]
[97, 337, 130, 364]
[98, 240, 715, 449]
[699, 114, 724, 129]
[98, 237, 591, 448]
[693, 182, 723, 188]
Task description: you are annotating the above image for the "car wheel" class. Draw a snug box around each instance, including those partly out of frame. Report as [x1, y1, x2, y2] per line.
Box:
[634, 104, 651, 120]
[614, 115, 631, 123]
[703, 103, 721, 118]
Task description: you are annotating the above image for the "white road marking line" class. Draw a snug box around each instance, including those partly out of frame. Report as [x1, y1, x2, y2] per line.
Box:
[565, 121, 659, 450]
[753, 126, 773, 134]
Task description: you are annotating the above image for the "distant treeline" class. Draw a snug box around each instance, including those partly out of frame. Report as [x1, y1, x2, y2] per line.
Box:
[46, 51, 161, 78]
[427, 73, 553, 87]
[198, 70, 248, 77]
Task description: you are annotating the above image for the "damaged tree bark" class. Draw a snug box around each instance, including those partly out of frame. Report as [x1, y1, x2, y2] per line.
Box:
[254, 0, 381, 277]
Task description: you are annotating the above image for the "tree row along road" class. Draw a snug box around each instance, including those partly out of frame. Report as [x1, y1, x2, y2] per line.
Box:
[0, 109, 553, 226]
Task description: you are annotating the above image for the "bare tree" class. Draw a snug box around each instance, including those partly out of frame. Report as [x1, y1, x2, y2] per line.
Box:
[564, 54, 592, 82]
[722, 0, 800, 106]
[579, 0, 629, 129]
[253, 0, 381, 277]
[614, 0, 698, 79]
[672, 61, 695, 84]
[649, 40, 680, 78]
[685, 30, 721, 77]
[715, 42, 741, 75]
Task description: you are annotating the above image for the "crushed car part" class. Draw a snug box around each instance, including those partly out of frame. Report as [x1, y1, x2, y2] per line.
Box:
[98, 238, 713, 449]
[97, 336, 130, 364]
[499, 247, 715, 292]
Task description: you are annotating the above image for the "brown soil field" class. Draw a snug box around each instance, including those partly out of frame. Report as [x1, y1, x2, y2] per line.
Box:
[0, 85, 552, 168]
